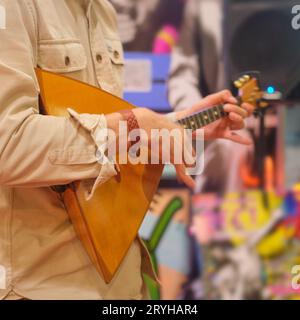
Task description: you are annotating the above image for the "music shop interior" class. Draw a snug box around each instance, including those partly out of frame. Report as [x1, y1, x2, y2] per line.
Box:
[1, 0, 300, 301]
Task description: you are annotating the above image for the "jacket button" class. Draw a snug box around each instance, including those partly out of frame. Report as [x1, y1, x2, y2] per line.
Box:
[65, 56, 70, 66]
[113, 50, 119, 59]
[96, 54, 102, 63]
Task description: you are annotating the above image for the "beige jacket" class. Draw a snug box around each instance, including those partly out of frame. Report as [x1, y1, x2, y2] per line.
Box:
[0, 0, 155, 300]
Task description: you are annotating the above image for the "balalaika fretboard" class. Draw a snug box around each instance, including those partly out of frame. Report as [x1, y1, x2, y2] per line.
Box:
[177, 104, 226, 131]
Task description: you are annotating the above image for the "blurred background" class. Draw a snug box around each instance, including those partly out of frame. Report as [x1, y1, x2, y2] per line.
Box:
[109, 0, 300, 300]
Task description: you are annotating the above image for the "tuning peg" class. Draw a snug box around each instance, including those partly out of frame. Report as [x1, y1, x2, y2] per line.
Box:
[234, 75, 251, 88]
[234, 80, 243, 88]
[239, 75, 251, 84]
[259, 100, 269, 108]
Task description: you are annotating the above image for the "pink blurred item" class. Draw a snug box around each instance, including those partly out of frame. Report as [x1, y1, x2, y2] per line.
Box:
[153, 25, 179, 53]
[190, 213, 216, 245]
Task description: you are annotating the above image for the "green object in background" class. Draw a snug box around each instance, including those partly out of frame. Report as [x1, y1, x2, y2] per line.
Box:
[143, 273, 160, 301]
[143, 197, 183, 300]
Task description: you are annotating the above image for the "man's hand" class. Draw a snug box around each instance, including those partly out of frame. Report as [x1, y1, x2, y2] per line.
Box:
[106, 108, 196, 189]
[132, 108, 196, 189]
[106, 90, 255, 190]
[177, 90, 255, 145]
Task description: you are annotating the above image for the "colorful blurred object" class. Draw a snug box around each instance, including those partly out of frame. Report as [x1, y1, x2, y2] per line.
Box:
[153, 25, 179, 53]
[221, 191, 285, 257]
[191, 187, 300, 299]
[283, 184, 300, 239]
[140, 189, 191, 300]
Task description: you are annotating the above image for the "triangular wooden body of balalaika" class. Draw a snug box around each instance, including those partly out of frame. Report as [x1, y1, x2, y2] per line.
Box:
[36, 68, 163, 283]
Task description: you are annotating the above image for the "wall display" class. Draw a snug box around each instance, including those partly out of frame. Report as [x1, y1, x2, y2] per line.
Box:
[139, 189, 191, 300]
[190, 190, 300, 300]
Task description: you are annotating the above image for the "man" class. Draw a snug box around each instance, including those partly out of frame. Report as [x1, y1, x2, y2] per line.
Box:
[168, 0, 251, 193]
[0, 0, 252, 300]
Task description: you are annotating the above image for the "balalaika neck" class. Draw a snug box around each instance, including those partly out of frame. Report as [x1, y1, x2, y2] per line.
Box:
[177, 104, 226, 130]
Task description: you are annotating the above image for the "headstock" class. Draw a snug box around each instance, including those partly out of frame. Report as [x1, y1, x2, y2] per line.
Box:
[233, 72, 268, 109]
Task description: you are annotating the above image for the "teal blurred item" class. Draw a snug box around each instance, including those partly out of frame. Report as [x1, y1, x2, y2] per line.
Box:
[140, 197, 184, 300]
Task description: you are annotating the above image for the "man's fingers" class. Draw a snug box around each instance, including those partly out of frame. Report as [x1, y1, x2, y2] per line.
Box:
[230, 122, 245, 131]
[175, 164, 196, 190]
[224, 104, 248, 119]
[170, 129, 196, 168]
[220, 89, 237, 104]
[224, 132, 252, 145]
[241, 102, 255, 117]
[192, 90, 237, 112]
[207, 90, 237, 105]
[182, 129, 196, 167]
[228, 112, 245, 124]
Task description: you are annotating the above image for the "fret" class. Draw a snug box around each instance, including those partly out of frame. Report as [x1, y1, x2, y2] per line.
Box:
[190, 115, 197, 130]
[181, 118, 188, 129]
[215, 105, 221, 117]
[206, 111, 211, 123]
[185, 118, 191, 129]
[189, 117, 195, 130]
[218, 104, 226, 117]
[202, 111, 209, 125]
[184, 117, 191, 129]
[179, 118, 188, 129]
[185, 117, 193, 130]
[212, 106, 219, 120]
[191, 116, 197, 130]
[200, 113, 206, 127]
[206, 109, 212, 123]
[205, 109, 212, 123]
[216, 106, 221, 118]
[213, 105, 221, 119]
[208, 108, 215, 123]
[194, 113, 201, 129]
[197, 114, 204, 128]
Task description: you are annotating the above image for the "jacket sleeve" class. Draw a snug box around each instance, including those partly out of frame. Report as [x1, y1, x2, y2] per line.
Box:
[0, 0, 117, 190]
[167, 0, 203, 111]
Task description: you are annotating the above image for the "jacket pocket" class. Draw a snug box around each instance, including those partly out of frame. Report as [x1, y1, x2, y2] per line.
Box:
[38, 39, 87, 74]
[105, 38, 125, 67]
[105, 38, 125, 95]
